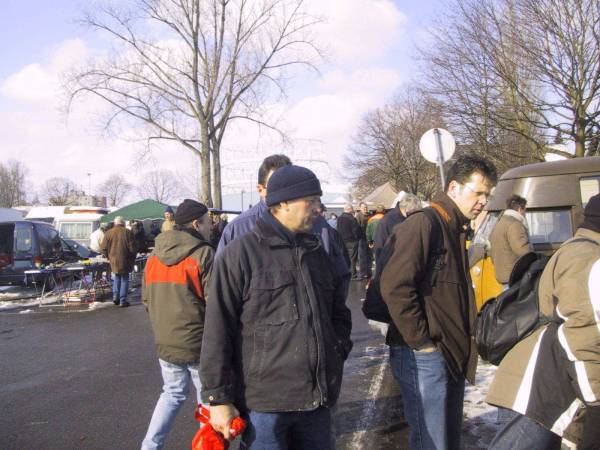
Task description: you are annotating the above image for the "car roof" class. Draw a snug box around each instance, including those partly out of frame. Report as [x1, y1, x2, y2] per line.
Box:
[499, 156, 600, 180]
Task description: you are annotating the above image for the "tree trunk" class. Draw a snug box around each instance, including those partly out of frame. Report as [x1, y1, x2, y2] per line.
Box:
[211, 144, 223, 209]
[575, 117, 586, 157]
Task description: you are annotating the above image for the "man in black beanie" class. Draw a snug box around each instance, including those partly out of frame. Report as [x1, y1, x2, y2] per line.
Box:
[142, 199, 214, 450]
[201, 165, 352, 450]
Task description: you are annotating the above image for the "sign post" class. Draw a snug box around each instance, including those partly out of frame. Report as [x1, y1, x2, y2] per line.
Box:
[419, 128, 456, 189]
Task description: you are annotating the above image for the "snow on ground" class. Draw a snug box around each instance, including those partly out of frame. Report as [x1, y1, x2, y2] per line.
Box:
[462, 362, 501, 449]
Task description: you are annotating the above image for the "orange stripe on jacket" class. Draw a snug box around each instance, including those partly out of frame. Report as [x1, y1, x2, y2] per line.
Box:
[145, 255, 204, 299]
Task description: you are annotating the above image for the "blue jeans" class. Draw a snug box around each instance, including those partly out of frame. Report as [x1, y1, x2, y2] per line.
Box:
[141, 359, 202, 450]
[112, 273, 129, 304]
[389, 345, 465, 450]
[243, 407, 332, 450]
[489, 409, 561, 450]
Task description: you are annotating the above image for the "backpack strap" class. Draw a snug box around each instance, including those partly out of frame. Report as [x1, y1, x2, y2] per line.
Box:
[421, 207, 446, 286]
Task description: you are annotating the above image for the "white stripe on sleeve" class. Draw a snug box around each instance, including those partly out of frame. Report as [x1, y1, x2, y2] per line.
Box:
[513, 328, 547, 414]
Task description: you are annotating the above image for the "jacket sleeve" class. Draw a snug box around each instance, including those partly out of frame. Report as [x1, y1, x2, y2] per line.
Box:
[216, 222, 233, 256]
[352, 217, 362, 240]
[331, 269, 353, 358]
[192, 246, 214, 302]
[200, 249, 245, 405]
[366, 220, 376, 244]
[554, 255, 600, 405]
[100, 233, 108, 257]
[380, 214, 433, 349]
[508, 222, 532, 257]
[126, 230, 137, 256]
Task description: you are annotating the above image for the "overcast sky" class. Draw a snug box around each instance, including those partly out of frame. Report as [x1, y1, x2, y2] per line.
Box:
[0, 0, 442, 202]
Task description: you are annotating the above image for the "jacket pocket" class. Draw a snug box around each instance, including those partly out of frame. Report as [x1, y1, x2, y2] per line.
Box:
[250, 270, 300, 325]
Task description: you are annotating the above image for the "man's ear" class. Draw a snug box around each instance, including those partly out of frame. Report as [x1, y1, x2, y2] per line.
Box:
[447, 180, 460, 199]
[257, 183, 267, 198]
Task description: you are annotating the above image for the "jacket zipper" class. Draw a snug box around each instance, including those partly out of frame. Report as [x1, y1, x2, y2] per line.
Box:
[296, 245, 324, 405]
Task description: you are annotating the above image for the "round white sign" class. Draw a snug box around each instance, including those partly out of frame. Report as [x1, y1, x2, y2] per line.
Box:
[419, 128, 456, 164]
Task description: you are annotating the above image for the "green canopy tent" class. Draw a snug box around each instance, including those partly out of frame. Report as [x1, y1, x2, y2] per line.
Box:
[100, 199, 174, 223]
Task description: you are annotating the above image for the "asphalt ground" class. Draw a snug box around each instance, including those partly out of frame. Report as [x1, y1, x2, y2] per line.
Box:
[0, 281, 409, 450]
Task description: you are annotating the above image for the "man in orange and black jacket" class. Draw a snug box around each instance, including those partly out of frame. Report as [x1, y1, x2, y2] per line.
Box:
[141, 199, 214, 450]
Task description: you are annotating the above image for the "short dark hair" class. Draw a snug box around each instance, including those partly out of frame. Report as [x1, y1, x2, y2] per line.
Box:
[258, 154, 292, 185]
[507, 194, 527, 211]
[445, 154, 498, 191]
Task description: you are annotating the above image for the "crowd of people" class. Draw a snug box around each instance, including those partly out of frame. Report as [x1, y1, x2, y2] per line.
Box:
[128, 153, 598, 450]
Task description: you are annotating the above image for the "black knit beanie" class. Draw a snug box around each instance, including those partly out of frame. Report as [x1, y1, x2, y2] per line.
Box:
[580, 193, 600, 233]
[174, 199, 208, 225]
[265, 165, 322, 207]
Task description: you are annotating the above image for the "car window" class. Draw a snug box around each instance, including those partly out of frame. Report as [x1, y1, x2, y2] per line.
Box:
[37, 224, 62, 258]
[15, 225, 34, 255]
[472, 211, 501, 248]
[59, 222, 92, 241]
[0, 224, 14, 254]
[526, 209, 572, 244]
[580, 176, 600, 207]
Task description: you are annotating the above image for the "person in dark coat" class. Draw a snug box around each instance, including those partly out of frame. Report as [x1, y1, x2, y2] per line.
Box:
[100, 216, 137, 307]
[373, 193, 422, 265]
[355, 202, 372, 279]
[200, 165, 352, 449]
[380, 155, 497, 450]
[337, 204, 363, 279]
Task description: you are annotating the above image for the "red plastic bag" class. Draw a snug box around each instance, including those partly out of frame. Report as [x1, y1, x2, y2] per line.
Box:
[192, 405, 246, 450]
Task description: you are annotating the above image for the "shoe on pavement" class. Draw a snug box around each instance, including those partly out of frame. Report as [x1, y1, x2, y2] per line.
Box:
[120, 301, 130, 308]
[113, 298, 120, 305]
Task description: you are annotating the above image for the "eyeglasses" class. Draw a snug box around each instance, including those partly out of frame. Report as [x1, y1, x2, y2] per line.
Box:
[462, 183, 491, 201]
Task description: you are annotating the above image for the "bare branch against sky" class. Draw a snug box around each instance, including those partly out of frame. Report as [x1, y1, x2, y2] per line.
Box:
[65, 0, 322, 207]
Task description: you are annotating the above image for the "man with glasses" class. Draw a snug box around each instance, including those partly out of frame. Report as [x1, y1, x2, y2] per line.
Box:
[380, 154, 497, 450]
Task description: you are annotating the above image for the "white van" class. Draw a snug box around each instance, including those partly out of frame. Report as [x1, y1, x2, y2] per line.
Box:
[53, 206, 109, 247]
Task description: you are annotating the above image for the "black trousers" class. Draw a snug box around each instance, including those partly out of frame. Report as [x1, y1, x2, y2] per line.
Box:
[344, 240, 359, 277]
[358, 238, 372, 278]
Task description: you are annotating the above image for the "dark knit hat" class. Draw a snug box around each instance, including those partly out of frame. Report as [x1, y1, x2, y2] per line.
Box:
[265, 165, 322, 207]
[580, 193, 600, 233]
[174, 199, 208, 225]
[165, 205, 174, 214]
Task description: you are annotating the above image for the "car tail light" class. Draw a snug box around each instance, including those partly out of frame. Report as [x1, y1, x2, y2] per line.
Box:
[0, 253, 11, 268]
[34, 256, 43, 268]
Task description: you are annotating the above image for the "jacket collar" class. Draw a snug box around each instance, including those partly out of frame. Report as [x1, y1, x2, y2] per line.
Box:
[574, 227, 600, 245]
[254, 213, 321, 251]
[180, 226, 211, 244]
[430, 192, 470, 234]
[503, 209, 528, 228]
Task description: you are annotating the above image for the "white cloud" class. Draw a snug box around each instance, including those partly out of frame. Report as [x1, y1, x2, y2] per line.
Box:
[0, 39, 87, 103]
[309, 0, 407, 63]
[0, 0, 412, 201]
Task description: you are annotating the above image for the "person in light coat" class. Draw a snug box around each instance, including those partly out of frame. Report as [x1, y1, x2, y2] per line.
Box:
[489, 194, 533, 286]
[486, 193, 600, 449]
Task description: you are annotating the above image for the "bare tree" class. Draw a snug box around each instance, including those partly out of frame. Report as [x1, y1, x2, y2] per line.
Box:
[418, 0, 545, 169]
[0, 160, 28, 208]
[97, 174, 133, 207]
[419, 0, 600, 161]
[66, 0, 321, 207]
[137, 169, 181, 203]
[345, 88, 443, 200]
[43, 177, 76, 206]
